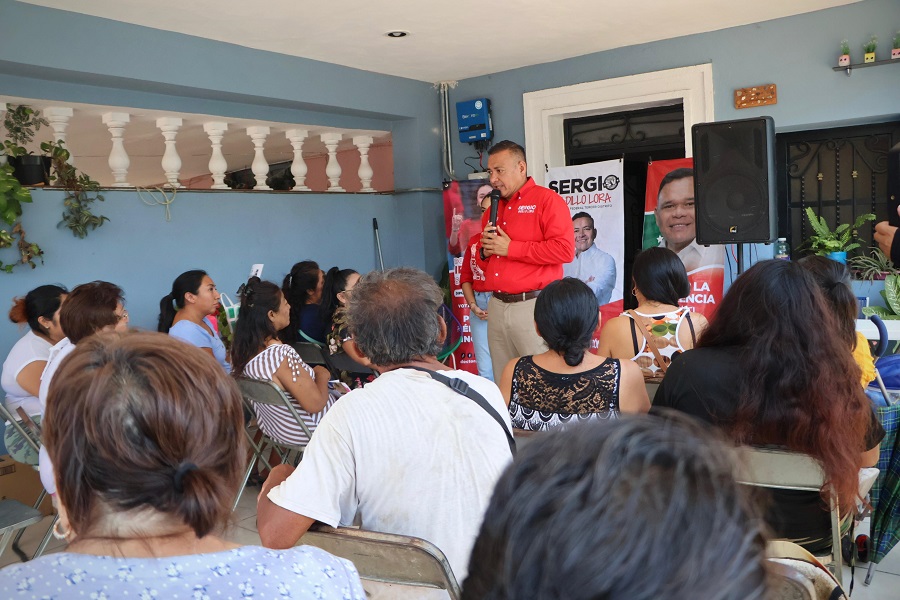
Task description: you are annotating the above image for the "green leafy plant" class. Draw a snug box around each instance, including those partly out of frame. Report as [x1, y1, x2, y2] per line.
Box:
[3, 104, 48, 158]
[804, 207, 875, 255]
[0, 163, 43, 272]
[893, 31, 900, 50]
[41, 140, 109, 238]
[863, 35, 878, 53]
[840, 39, 851, 55]
[849, 247, 900, 281]
[863, 274, 900, 320]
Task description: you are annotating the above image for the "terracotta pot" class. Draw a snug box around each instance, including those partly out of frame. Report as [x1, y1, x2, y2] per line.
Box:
[839, 54, 850, 67]
[892, 48, 900, 59]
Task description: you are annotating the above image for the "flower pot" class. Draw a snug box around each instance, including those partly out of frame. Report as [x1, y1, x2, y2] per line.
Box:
[827, 251, 848, 264]
[892, 48, 900, 59]
[839, 54, 850, 67]
[7, 155, 50, 186]
[864, 52, 876, 63]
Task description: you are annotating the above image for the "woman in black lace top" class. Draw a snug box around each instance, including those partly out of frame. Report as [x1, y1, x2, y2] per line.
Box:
[498, 278, 649, 431]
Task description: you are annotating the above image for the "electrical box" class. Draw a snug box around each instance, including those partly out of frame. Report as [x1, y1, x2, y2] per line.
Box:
[456, 98, 493, 144]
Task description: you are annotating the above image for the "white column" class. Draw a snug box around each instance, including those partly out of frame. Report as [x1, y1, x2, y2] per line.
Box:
[204, 121, 229, 189]
[45, 107, 75, 166]
[101, 112, 131, 187]
[246, 126, 272, 190]
[353, 135, 375, 192]
[156, 117, 183, 188]
[285, 128, 310, 191]
[320, 132, 345, 192]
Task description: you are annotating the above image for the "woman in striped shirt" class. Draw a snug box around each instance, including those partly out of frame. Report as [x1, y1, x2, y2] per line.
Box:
[231, 277, 333, 445]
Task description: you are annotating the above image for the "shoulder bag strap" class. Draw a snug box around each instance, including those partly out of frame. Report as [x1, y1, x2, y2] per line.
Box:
[627, 310, 668, 374]
[685, 310, 697, 345]
[406, 366, 516, 456]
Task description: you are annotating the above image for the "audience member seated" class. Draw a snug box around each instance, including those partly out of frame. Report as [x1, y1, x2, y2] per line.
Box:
[499, 277, 648, 431]
[281, 260, 327, 344]
[258, 268, 514, 597]
[1, 285, 67, 463]
[597, 247, 707, 376]
[798, 255, 875, 387]
[462, 415, 769, 599]
[158, 269, 230, 373]
[231, 277, 332, 446]
[322, 267, 372, 387]
[37, 281, 129, 495]
[654, 259, 884, 555]
[0, 331, 365, 598]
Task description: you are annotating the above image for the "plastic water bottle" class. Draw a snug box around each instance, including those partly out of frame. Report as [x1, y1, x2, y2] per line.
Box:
[774, 237, 790, 260]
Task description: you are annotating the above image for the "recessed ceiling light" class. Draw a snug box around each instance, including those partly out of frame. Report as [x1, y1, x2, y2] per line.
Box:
[385, 31, 409, 38]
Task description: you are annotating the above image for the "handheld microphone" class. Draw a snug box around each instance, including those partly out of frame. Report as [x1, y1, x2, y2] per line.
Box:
[489, 189, 501, 226]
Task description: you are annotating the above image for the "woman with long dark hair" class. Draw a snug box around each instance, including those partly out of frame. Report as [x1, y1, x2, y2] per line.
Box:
[499, 277, 649, 431]
[654, 259, 883, 554]
[158, 269, 229, 373]
[597, 247, 706, 376]
[798, 255, 875, 387]
[281, 260, 325, 344]
[231, 277, 333, 445]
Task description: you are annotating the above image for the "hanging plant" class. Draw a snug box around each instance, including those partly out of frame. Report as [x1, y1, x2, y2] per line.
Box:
[41, 140, 109, 238]
[0, 162, 43, 273]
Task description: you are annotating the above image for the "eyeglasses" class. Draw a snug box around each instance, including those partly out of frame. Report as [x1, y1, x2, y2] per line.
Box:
[116, 309, 129, 322]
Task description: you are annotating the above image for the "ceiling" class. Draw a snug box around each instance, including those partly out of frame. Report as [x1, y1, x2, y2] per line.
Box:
[21, 0, 859, 82]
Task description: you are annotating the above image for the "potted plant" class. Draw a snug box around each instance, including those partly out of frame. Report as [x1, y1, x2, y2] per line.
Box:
[0, 162, 43, 272]
[893, 31, 900, 60]
[862, 275, 900, 321]
[41, 140, 109, 238]
[804, 207, 875, 264]
[863, 35, 877, 63]
[3, 104, 49, 186]
[849, 247, 900, 281]
[839, 39, 851, 67]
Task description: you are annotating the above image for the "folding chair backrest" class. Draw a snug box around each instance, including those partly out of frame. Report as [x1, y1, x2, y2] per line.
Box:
[289, 342, 328, 368]
[236, 377, 313, 440]
[736, 447, 843, 586]
[0, 403, 40, 455]
[0, 499, 43, 558]
[300, 524, 461, 599]
[323, 352, 374, 378]
[298, 329, 325, 347]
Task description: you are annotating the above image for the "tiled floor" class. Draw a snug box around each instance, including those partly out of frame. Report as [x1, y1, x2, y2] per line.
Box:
[3, 487, 900, 598]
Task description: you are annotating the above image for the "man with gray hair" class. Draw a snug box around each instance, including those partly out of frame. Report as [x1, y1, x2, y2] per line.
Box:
[257, 268, 513, 597]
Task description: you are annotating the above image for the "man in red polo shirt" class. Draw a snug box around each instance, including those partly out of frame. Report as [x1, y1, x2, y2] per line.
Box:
[478, 140, 575, 378]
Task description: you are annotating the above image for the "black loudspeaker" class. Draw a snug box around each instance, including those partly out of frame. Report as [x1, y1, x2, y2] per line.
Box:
[692, 116, 776, 244]
[888, 142, 900, 227]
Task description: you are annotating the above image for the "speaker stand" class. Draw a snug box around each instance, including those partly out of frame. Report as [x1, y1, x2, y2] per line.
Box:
[736, 244, 744, 275]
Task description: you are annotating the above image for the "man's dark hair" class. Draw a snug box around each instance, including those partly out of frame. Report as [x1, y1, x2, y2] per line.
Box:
[656, 167, 694, 202]
[462, 415, 768, 600]
[487, 140, 526, 163]
[346, 268, 443, 365]
[571, 211, 597, 242]
[632, 247, 690, 305]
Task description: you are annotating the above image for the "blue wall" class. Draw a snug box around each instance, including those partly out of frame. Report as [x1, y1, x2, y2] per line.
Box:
[0, 0, 447, 357]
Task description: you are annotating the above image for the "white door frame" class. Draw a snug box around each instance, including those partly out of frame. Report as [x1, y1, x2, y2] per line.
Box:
[523, 64, 714, 186]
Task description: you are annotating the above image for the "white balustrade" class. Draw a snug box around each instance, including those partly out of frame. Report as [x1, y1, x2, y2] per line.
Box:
[320, 132, 345, 192]
[285, 128, 310, 191]
[101, 112, 131, 187]
[246, 126, 272, 190]
[156, 117, 183, 188]
[45, 106, 75, 166]
[353, 135, 375, 192]
[203, 121, 229, 189]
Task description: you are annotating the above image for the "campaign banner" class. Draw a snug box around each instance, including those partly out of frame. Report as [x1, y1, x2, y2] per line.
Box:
[547, 160, 625, 345]
[643, 158, 724, 319]
[442, 179, 490, 374]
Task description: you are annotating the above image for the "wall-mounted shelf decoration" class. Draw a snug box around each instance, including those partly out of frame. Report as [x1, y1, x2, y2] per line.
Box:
[833, 58, 900, 76]
[734, 84, 777, 109]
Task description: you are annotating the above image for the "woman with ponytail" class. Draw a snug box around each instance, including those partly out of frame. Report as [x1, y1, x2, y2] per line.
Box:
[0, 331, 365, 597]
[158, 270, 229, 373]
[498, 277, 648, 431]
[2, 285, 67, 419]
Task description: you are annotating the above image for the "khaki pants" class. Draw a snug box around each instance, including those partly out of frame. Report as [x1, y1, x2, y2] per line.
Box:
[487, 295, 548, 378]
